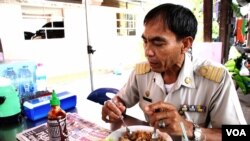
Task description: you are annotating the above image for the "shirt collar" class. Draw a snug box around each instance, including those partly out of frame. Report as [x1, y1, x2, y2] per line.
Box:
[174, 53, 196, 90]
[152, 53, 196, 92]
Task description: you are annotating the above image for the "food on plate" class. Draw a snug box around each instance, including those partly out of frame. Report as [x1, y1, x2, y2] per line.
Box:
[119, 130, 166, 141]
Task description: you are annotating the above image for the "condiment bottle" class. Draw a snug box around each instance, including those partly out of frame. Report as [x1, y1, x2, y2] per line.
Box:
[47, 90, 69, 141]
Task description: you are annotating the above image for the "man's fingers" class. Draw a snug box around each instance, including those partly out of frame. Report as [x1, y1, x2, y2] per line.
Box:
[102, 100, 123, 122]
[146, 101, 176, 114]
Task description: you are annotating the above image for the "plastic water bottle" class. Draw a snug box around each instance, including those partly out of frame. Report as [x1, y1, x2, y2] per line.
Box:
[18, 65, 35, 102]
[36, 63, 47, 91]
[3, 67, 18, 90]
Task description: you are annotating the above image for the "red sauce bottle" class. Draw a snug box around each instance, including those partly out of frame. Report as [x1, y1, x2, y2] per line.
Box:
[47, 90, 69, 141]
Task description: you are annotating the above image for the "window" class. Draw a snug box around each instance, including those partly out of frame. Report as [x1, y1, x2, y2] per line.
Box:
[116, 13, 136, 36]
[22, 6, 65, 40]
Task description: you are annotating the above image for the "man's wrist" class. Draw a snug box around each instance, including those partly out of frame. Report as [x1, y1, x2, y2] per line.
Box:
[189, 123, 202, 141]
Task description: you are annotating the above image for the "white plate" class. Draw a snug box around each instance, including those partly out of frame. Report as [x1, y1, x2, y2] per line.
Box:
[105, 125, 153, 141]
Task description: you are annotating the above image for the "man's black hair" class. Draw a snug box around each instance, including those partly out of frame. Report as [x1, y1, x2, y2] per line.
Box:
[144, 3, 198, 40]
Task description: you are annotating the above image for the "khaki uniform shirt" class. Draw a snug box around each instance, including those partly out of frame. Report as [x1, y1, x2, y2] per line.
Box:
[118, 54, 246, 128]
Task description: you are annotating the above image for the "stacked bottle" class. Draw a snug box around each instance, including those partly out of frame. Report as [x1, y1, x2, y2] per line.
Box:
[35, 63, 47, 92]
[18, 65, 35, 102]
[47, 90, 69, 141]
[3, 67, 18, 91]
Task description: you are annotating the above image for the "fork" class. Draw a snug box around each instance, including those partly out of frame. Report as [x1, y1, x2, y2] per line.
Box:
[151, 108, 161, 140]
[151, 126, 158, 140]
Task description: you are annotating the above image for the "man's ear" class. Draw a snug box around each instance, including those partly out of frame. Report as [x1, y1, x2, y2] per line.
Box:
[181, 36, 193, 53]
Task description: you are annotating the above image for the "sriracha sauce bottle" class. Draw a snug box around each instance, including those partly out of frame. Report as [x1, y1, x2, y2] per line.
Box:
[47, 90, 69, 141]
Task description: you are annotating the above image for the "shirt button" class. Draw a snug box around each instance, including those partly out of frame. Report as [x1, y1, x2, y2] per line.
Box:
[199, 67, 208, 75]
[185, 77, 191, 84]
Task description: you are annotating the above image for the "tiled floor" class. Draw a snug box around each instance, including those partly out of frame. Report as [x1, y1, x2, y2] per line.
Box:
[50, 70, 250, 124]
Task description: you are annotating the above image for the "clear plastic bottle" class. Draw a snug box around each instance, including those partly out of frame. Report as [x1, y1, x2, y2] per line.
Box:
[3, 67, 18, 90]
[35, 63, 47, 91]
[47, 90, 69, 141]
[18, 65, 35, 102]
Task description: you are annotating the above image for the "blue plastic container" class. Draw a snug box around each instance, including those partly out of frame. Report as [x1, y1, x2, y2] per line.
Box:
[23, 91, 77, 121]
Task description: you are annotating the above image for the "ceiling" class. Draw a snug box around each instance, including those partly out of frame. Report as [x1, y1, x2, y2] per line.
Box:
[45, 0, 82, 4]
[44, 0, 160, 5]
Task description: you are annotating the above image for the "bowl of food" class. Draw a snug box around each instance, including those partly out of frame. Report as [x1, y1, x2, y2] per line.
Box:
[105, 125, 172, 141]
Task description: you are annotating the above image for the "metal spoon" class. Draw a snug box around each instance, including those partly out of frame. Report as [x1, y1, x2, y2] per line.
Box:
[111, 99, 132, 137]
[120, 115, 133, 137]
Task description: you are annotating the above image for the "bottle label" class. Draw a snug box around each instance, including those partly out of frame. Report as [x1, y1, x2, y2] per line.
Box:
[37, 75, 46, 80]
[47, 117, 69, 141]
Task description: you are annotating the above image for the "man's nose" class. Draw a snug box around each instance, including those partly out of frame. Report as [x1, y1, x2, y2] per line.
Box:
[145, 46, 154, 57]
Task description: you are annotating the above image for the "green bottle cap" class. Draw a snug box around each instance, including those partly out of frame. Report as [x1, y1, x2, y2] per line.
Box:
[50, 90, 60, 106]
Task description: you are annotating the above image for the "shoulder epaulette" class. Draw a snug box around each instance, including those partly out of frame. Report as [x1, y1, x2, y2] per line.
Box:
[198, 65, 224, 83]
[135, 62, 151, 74]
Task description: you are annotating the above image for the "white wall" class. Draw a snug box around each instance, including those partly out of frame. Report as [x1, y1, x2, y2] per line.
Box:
[87, 6, 146, 70]
[0, 3, 89, 77]
[0, 4, 23, 60]
[192, 42, 222, 63]
[0, 3, 146, 79]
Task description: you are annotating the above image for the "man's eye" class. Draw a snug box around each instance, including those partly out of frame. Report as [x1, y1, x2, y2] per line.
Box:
[153, 41, 164, 46]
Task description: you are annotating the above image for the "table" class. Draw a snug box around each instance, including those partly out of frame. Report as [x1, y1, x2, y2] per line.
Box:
[0, 95, 148, 141]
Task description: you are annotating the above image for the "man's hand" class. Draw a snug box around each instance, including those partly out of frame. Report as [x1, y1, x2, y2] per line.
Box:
[144, 101, 194, 138]
[101, 96, 126, 123]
